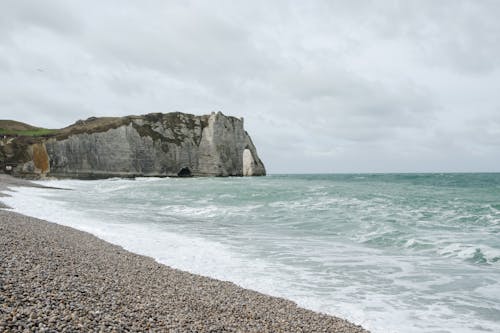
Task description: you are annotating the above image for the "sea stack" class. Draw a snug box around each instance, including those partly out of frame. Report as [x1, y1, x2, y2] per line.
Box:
[0, 112, 266, 178]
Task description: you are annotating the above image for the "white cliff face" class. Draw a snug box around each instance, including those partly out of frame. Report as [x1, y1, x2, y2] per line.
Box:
[42, 112, 265, 178]
[198, 112, 253, 176]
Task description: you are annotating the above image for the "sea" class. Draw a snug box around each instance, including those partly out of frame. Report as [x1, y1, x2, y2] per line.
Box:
[3, 173, 500, 333]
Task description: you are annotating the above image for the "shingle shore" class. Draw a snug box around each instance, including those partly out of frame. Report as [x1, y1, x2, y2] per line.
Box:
[0, 175, 369, 332]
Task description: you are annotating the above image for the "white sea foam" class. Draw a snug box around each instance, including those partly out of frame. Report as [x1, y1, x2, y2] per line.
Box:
[437, 243, 500, 263]
[2, 176, 500, 333]
[404, 238, 418, 248]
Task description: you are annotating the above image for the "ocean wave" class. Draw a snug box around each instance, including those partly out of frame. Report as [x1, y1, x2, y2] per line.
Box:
[4, 174, 500, 333]
[437, 243, 500, 264]
[403, 238, 435, 250]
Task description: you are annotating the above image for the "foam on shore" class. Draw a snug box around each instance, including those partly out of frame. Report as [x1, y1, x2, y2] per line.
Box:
[0, 175, 369, 332]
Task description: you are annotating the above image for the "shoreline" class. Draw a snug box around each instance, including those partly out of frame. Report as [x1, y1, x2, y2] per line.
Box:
[0, 174, 369, 332]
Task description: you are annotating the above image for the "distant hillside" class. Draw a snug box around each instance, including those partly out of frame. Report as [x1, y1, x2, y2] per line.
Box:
[0, 120, 58, 137]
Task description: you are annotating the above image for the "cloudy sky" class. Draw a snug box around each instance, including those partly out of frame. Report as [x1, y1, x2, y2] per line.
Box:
[1, 0, 499, 173]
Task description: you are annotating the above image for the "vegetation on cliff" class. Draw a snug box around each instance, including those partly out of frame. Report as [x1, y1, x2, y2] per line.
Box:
[0, 120, 58, 137]
[0, 112, 266, 178]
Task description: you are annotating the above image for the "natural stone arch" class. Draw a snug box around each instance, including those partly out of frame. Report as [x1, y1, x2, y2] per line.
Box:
[242, 148, 255, 176]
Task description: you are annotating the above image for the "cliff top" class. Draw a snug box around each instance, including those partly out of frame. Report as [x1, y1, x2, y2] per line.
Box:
[1, 112, 239, 140]
[0, 120, 58, 137]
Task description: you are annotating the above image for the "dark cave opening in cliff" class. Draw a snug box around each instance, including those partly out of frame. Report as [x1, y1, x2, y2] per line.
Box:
[177, 167, 192, 177]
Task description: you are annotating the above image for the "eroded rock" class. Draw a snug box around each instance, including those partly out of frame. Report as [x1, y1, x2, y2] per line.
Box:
[3, 112, 266, 178]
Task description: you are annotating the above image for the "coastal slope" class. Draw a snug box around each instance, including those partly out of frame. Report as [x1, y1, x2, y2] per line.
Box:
[0, 112, 266, 178]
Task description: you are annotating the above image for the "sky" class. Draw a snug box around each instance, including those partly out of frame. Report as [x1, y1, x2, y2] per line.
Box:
[1, 0, 499, 173]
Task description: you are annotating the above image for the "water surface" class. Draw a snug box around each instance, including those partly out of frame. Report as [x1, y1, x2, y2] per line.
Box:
[4, 173, 500, 333]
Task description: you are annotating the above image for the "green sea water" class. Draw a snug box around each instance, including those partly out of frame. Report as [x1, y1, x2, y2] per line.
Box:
[5, 173, 500, 333]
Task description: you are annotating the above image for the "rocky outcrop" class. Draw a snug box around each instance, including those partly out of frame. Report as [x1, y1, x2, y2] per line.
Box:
[1, 112, 266, 178]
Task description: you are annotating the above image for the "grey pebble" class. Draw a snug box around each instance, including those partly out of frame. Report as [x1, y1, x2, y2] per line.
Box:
[1, 174, 370, 332]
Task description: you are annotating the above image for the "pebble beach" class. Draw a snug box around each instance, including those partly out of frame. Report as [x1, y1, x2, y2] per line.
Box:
[0, 175, 369, 332]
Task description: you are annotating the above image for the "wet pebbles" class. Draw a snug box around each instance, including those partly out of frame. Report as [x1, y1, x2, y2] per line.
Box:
[0, 175, 369, 332]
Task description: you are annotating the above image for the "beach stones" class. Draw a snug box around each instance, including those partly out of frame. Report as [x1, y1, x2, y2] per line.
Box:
[0, 175, 368, 332]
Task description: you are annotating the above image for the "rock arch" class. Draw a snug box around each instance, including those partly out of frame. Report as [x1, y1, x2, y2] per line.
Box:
[242, 148, 255, 176]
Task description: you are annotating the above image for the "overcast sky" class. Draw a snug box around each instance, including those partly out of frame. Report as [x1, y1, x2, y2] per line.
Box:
[1, 1, 499, 173]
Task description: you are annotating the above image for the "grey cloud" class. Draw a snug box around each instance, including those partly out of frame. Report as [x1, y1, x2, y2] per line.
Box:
[0, 0, 82, 40]
[0, 0, 499, 172]
[81, 3, 271, 81]
[0, 53, 11, 73]
[307, 1, 500, 74]
[455, 113, 500, 149]
[368, 1, 500, 74]
[270, 68, 438, 142]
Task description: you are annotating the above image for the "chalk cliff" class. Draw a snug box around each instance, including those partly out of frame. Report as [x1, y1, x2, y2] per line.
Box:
[0, 112, 266, 178]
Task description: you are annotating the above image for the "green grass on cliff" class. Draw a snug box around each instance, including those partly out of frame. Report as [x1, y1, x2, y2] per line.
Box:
[0, 120, 58, 137]
[0, 128, 58, 137]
